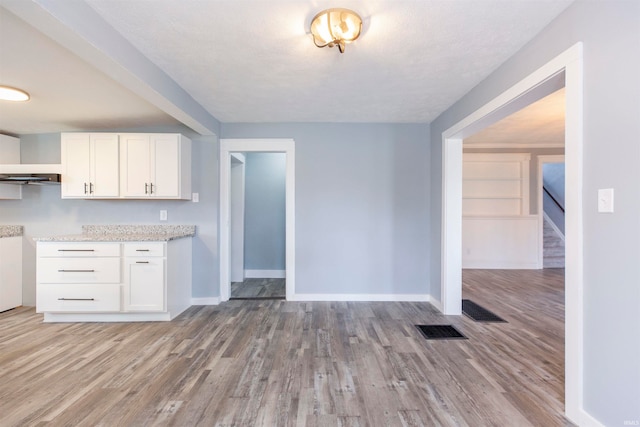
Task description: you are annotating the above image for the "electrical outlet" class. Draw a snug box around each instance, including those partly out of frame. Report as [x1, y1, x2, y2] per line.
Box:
[192, 192, 199, 203]
[160, 210, 168, 221]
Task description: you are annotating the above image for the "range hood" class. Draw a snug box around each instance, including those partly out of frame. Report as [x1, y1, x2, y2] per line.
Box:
[0, 164, 62, 184]
[0, 173, 61, 185]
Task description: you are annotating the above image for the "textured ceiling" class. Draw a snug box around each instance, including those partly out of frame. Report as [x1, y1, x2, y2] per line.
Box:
[0, 0, 573, 136]
[465, 87, 565, 147]
[85, 0, 573, 123]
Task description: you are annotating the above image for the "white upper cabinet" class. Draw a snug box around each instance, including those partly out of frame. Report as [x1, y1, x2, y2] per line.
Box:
[120, 133, 191, 199]
[61, 133, 119, 198]
[61, 133, 191, 200]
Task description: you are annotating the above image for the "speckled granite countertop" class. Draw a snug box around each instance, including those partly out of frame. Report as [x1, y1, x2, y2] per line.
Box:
[0, 225, 23, 238]
[34, 225, 195, 242]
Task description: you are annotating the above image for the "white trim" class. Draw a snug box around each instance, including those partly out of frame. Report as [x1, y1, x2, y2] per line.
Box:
[543, 212, 565, 241]
[292, 294, 431, 302]
[429, 297, 444, 313]
[441, 42, 584, 424]
[191, 297, 220, 305]
[442, 138, 463, 314]
[0, 164, 62, 174]
[219, 138, 295, 302]
[244, 269, 286, 279]
[578, 410, 606, 427]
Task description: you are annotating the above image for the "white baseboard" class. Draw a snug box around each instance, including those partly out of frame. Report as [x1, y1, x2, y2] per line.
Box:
[578, 410, 606, 427]
[291, 293, 431, 302]
[429, 297, 444, 313]
[244, 269, 286, 279]
[191, 297, 220, 305]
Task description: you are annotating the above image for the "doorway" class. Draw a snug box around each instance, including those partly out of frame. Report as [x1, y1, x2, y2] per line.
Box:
[229, 151, 286, 299]
[538, 155, 566, 268]
[441, 43, 584, 421]
[219, 138, 295, 302]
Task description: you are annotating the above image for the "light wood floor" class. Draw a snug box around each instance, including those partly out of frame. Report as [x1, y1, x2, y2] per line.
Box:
[0, 269, 571, 426]
[231, 278, 286, 299]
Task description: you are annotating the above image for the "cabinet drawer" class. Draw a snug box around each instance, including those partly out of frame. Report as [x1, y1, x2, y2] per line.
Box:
[38, 242, 121, 257]
[124, 242, 165, 257]
[37, 258, 121, 283]
[37, 284, 121, 312]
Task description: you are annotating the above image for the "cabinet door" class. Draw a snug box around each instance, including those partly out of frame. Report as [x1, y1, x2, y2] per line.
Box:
[91, 134, 120, 197]
[151, 134, 180, 198]
[124, 258, 165, 311]
[61, 133, 91, 198]
[0, 237, 22, 312]
[121, 134, 151, 198]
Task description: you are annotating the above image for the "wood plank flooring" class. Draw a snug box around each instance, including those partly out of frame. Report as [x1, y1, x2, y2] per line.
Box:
[231, 278, 285, 299]
[0, 269, 572, 426]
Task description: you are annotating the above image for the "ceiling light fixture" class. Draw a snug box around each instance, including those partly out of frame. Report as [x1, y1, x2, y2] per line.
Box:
[310, 8, 362, 53]
[0, 85, 30, 102]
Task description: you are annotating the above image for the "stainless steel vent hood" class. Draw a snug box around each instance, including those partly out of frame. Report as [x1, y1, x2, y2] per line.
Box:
[0, 164, 62, 184]
[0, 173, 61, 184]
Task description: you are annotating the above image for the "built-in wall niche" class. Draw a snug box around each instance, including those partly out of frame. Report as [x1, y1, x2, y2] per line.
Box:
[462, 153, 531, 216]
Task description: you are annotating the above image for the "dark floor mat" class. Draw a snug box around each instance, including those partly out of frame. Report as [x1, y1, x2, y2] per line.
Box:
[462, 299, 507, 322]
[415, 324, 467, 340]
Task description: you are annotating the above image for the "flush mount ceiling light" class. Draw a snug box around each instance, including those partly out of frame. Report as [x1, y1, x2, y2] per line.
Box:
[0, 85, 30, 102]
[310, 8, 362, 53]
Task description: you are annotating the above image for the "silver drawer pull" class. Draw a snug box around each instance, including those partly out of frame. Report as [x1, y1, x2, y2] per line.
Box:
[58, 298, 95, 301]
[58, 249, 95, 252]
[136, 249, 150, 252]
[136, 261, 149, 264]
[57, 269, 96, 273]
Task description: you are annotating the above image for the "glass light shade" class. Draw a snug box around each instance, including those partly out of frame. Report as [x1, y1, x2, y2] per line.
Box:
[310, 8, 362, 53]
[0, 86, 30, 102]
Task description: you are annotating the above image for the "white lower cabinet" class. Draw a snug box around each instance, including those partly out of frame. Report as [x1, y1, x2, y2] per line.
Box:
[0, 236, 22, 312]
[36, 239, 191, 322]
[37, 284, 121, 312]
[124, 243, 165, 312]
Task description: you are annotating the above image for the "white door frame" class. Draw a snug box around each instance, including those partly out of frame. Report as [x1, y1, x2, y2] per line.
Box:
[230, 152, 246, 283]
[219, 138, 295, 301]
[441, 43, 584, 423]
[538, 154, 566, 266]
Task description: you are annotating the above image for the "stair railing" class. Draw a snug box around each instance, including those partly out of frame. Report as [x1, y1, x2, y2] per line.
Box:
[543, 185, 565, 213]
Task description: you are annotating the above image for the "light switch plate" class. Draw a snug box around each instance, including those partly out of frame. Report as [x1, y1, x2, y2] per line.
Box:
[192, 192, 199, 203]
[160, 210, 168, 221]
[597, 188, 614, 213]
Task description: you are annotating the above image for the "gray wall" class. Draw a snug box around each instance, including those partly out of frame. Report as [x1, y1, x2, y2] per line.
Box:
[1, 130, 219, 304]
[222, 123, 431, 296]
[431, 1, 640, 424]
[243, 152, 286, 271]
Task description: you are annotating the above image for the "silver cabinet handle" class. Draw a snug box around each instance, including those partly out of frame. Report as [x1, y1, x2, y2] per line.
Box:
[150, 183, 154, 194]
[89, 182, 94, 194]
[58, 298, 95, 301]
[58, 249, 95, 252]
[136, 261, 149, 264]
[145, 183, 149, 194]
[136, 249, 150, 252]
[84, 182, 88, 194]
[57, 269, 95, 272]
